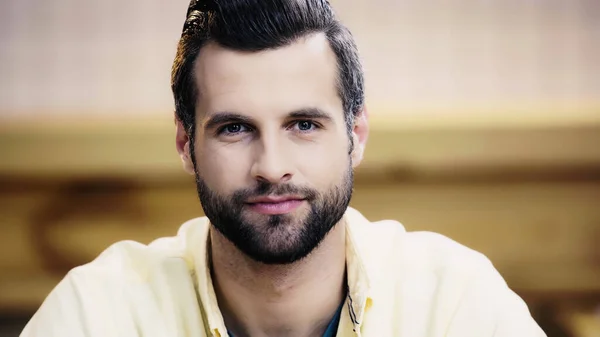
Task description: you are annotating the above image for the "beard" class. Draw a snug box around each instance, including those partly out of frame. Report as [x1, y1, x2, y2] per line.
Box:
[194, 166, 354, 265]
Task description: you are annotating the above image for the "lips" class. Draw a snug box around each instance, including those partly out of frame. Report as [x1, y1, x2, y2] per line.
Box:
[245, 195, 305, 215]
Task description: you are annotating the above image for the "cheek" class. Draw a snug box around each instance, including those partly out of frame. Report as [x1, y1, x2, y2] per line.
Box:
[296, 136, 350, 188]
[195, 143, 253, 193]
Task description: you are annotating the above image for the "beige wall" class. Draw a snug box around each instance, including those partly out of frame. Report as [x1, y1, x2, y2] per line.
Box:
[1, 0, 598, 123]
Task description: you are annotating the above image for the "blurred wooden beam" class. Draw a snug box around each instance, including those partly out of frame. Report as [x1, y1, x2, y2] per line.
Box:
[556, 303, 600, 337]
[1, 109, 599, 180]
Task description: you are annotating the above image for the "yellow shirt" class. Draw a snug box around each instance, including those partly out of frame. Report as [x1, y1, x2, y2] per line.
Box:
[21, 207, 546, 337]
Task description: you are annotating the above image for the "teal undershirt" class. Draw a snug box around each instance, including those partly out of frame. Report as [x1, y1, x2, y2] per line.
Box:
[322, 302, 343, 337]
[227, 302, 343, 337]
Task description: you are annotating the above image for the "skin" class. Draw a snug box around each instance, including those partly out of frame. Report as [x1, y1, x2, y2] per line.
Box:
[175, 33, 369, 337]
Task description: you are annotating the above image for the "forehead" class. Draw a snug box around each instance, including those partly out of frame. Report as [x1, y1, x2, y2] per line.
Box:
[193, 33, 342, 118]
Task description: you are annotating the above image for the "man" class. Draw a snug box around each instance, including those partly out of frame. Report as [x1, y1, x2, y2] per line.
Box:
[22, 0, 546, 336]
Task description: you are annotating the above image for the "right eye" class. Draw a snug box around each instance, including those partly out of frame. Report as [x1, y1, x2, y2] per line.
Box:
[218, 123, 249, 135]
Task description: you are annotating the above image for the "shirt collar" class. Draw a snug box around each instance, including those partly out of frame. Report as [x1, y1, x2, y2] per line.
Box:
[343, 207, 377, 329]
[186, 218, 228, 337]
[188, 206, 377, 336]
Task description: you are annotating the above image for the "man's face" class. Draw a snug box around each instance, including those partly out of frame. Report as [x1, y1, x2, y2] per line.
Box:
[186, 34, 357, 264]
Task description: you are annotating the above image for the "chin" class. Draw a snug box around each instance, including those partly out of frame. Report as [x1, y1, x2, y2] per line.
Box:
[244, 224, 316, 264]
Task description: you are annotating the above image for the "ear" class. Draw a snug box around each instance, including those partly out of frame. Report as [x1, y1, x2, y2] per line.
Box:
[175, 117, 196, 175]
[350, 106, 369, 168]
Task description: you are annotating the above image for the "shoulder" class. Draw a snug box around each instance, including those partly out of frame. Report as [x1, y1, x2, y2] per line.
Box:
[363, 214, 503, 293]
[353, 211, 544, 335]
[348, 207, 491, 278]
[348, 208, 495, 305]
[73, 216, 209, 282]
[21, 217, 210, 336]
[400, 230, 492, 276]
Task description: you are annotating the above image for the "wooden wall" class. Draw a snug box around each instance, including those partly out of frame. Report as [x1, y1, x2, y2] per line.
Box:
[1, 121, 599, 337]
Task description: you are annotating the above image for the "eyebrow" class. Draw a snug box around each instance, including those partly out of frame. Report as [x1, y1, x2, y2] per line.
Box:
[203, 112, 254, 131]
[203, 107, 334, 131]
[287, 108, 333, 122]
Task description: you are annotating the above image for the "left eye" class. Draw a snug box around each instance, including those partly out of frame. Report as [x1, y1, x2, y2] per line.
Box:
[295, 120, 315, 131]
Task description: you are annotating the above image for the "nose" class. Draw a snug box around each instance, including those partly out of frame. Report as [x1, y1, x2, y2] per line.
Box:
[250, 136, 293, 184]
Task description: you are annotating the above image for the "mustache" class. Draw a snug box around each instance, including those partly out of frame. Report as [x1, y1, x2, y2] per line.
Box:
[231, 181, 318, 203]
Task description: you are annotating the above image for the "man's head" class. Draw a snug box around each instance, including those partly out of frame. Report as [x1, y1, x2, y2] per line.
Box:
[173, 0, 369, 264]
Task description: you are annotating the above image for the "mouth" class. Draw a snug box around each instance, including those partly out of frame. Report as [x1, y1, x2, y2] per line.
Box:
[245, 195, 305, 215]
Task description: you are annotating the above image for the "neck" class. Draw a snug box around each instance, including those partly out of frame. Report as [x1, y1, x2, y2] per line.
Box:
[210, 222, 347, 337]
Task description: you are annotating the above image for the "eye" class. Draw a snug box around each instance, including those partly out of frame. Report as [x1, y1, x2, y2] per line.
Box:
[218, 123, 249, 135]
[293, 120, 318, 132]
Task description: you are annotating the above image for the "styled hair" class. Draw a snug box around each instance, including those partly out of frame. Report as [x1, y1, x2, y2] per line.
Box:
[171, 0, 365, 138]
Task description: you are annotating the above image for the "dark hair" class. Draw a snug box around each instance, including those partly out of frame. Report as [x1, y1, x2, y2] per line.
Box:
[171, 0, 364, 138]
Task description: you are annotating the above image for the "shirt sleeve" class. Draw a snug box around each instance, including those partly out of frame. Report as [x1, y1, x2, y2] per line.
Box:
[446, 258, 548, 337]
[20, 271, 91, 337]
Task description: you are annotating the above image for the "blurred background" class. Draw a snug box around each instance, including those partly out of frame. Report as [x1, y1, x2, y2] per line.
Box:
[1, 0, 599, 336]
